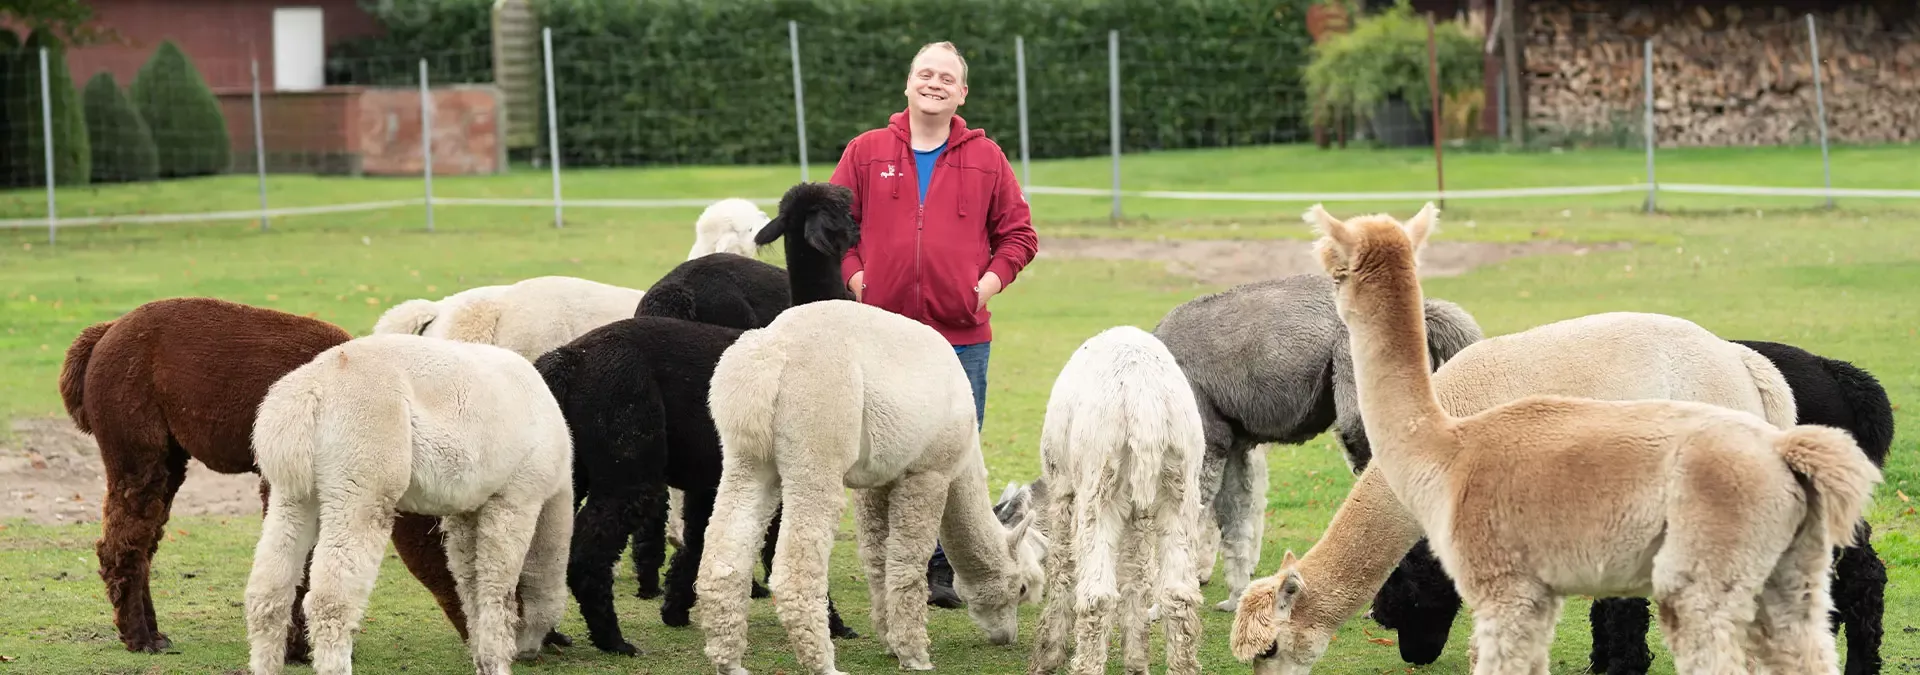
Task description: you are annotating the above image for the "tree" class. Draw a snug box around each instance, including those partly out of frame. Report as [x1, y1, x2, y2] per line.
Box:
[1, 27, 91, 187]
[0, 0, 115, 47]
[82, 71, 159, 183]
[131, 40, 231, 178]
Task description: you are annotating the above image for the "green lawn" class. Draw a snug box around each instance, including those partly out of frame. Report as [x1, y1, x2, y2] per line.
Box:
[0, 142, 1916, 674]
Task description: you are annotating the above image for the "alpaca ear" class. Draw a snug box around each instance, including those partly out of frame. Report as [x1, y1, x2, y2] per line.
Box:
[1279, 568, 1303, 598]
[1005, 510, 1035, 554]
[1280, 549, 1298, 569]
[1304, 204, 1355, 279]
[1401, 201, 1439, 253]
[752, 214, 787, 247]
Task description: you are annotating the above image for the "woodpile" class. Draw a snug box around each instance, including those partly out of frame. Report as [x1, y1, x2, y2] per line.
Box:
[1522, 0, 1920, 146]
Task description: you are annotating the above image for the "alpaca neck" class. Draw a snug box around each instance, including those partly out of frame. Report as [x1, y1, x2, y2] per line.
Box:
[1342, 265, 1452, 465]
[1296, 469, 1428, 627]
[937, 456, 1021, 589]
[786, 240, 851, 306]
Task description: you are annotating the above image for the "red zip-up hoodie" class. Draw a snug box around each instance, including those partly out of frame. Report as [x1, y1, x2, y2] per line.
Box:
[830, 109, 1039, 345]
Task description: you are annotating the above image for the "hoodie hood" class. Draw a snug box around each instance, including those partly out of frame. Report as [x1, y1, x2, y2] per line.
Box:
[884, 109, 986, 216]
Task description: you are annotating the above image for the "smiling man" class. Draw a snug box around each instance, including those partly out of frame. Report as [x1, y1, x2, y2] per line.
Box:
[828, 40, 1039, 608]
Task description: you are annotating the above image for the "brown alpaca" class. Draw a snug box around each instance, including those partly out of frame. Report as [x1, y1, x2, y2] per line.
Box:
[1301, 203, 1881, 675]
[56, 297, 518, 658]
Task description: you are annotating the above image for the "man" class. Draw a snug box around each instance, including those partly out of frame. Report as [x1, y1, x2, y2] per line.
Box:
[828, 40, 1039, 608]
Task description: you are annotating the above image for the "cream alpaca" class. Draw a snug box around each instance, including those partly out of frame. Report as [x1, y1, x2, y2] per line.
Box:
[1227, 310, 1802, 673]
[687, 197, 772, 259]
[1302, 203, 1880, 675]
[243, 333, 574, 675]
[695, 299, 1047, 675]
[372, 275, 646, 361]
[1025, 326, 1207, 675]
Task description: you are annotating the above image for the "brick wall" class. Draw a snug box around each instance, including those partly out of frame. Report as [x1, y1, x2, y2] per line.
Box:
[53, 0, 382, 91]
[215, 85, 503, 177]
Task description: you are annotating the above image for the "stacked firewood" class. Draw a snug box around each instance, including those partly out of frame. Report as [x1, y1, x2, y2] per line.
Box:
[1522, 0, 1920, 146]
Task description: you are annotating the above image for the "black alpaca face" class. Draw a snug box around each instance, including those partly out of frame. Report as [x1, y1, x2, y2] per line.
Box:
[754, 182, 860, 255]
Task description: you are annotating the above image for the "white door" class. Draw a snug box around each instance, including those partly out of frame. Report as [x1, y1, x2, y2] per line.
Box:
[273, 7, 325, 91]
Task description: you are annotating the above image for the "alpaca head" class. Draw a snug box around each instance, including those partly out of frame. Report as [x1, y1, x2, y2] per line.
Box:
[692, 197, 772, 259]
[957, 499, 1049, 645]
[1304, 202, 1437, 318]
[1231, 550, 1336, 674]
[755, 182, 861, 259]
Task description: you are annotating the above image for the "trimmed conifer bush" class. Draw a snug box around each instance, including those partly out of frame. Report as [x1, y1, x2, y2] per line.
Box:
[131, 40, 231, 177]
[1, 29, 91, 188]
[83, 71, 160, 183]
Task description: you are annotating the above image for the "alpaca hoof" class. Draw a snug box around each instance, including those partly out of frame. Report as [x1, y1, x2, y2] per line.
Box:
[543, 630, 572, 648]
[716, 663, 751, 675]
[899, 656, 934, 671]
[661, 604, 692, 628]
[637, 585, 664, 600]
[751, 581, 771, 599]
[598, 639, 640, 656]
[126, 632, 173, 654]
[830, 622, 860, 640]
[1213, 597, 1240, 612]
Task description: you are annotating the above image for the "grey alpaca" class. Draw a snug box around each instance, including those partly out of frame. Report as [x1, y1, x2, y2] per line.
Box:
[1152, 273, 1483, 610]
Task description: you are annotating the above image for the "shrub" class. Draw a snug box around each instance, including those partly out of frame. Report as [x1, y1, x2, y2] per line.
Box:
[1302, 0, 1483, 134]
[82, 71, 159, 183]
[131, 40, 231, 177]
[0, 28, 90, 188]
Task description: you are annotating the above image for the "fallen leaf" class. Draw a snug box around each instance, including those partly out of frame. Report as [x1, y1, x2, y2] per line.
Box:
[1898, 490, 1909, 503]
[27, 451, 46, 470]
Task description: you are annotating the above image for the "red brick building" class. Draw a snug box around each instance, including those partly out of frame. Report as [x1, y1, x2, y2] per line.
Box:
[56, 0, 385, 92]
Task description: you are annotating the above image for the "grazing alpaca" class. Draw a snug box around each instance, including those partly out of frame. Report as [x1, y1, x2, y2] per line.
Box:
[55, 298, 506, 658]
[372, 274, 646, 361]
[1151, 273, 1482, 610]
[1024, 326, 1207, 675]
[243, 333, 574, 675]
[1221, 310, 1801, 673]
[539, 182, 860, 656]
[696, 299, 1049, 675]
[1575, 339, 1896, 675]
[688, 197, 772, 259]
[1300, 202, 1879, 674]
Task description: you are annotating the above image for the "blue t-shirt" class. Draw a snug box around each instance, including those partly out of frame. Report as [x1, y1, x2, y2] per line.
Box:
[914, 143, 945, 203]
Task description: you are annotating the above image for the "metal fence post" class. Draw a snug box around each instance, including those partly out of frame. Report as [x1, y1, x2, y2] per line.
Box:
[1108, 29, 1121, 221]
[543, 27, 563, 228]
[40, 47, 56, 245]
[1807, 13, 1834, 209]
[420, 59, 434, 232]
[1016, 35, 1031, 188]
[1643, 39, 1656, 213]
[789, 20, 809, 183]
[252, 58, 269, 231]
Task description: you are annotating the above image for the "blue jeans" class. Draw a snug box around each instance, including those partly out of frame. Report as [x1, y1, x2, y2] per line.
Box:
[954, 342, 990, 429]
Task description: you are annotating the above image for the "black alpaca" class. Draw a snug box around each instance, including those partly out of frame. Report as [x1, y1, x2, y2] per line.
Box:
[1369, 338, 1894, 675]
[538, 182, 860, 655]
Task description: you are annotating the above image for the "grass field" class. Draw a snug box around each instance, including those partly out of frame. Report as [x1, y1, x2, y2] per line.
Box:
[1, 142, 1916, 674]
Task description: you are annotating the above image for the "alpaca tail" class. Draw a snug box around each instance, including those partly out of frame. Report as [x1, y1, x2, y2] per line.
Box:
[1820, 357, 1895, 467]
[58, 320, 114, 434]
[372, 298, 444, 335]
[440, 297, 503, 345]
[1774, 424, 1883, 550]
[1734, 343, 1800, 430]
[707, 327, 786, 464]
[252, 359, 330, 502]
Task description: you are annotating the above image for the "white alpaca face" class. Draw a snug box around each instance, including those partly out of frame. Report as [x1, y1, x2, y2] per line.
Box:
[961, 511, 1047, 645]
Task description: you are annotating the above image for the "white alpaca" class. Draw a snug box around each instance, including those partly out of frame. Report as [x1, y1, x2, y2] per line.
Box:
[1227, 310, 1803, 673]
[695, 299, 1047, 675]
[1024, 326, 1207, 675]
[243, 333, 574, 675]
[688, 197, 772, 260]
[372, 275, 646, 361]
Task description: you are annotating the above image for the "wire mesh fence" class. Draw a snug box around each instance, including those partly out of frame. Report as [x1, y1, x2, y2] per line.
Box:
[1, 9, 1917, 241]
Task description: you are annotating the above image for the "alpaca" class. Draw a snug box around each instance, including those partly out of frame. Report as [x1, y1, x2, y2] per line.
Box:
[55, 297, 524, 659]
[1151, 272, 1483, 610]
[1576, 339, 1896, 675]
[688, 197, 772, 259]
[1302, 202, 1880, 674]
[1023, 326, 1207, 675]
[696, 299, 1049, 675]
[1220, 309, 1802, 673]
[243, 333, 574, 675]
[372, 274, 646, 361]
[538, 182, 861, 655]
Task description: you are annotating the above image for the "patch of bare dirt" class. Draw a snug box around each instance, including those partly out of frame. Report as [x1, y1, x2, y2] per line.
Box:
[1037, 235, 1632, 287]
[1, 417, 264, 526]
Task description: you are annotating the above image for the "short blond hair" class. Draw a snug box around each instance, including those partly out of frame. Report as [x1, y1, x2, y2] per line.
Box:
[911, 41, 968, 84]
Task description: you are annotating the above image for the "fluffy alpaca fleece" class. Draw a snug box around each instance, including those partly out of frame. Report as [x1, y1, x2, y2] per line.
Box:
[696, 299, 1049, 675]
[687, 197, 772, 259]
[56, 297, 510, 659]
[1299, 202, 1880, 674]
[1223, 310, 1803, 673]
[539, 182, 861, 656]
[1023, 326, 1207, 675]
[372, 274, 645, 361]
[244, 333, 574, 675]
[1151, 273, 1483, 611]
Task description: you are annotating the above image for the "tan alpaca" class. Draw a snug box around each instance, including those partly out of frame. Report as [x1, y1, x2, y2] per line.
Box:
[1226, 310, 1802, 673]
[1298, 202, 1881, 675]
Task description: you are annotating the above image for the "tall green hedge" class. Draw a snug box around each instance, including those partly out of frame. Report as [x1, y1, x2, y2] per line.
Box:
[529, 0, 1315, 168]
[131, 40, 230, 178]
[82, 71, 160, 183]
[1, 29, 91, 188]
[325, 0, 497, 86]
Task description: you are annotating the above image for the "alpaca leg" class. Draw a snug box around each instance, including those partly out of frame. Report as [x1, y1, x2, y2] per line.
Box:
[259, 478, 315, 664]
[1833, 521, 1885, 675]
[765, 506, 856, 638]
[303, 498, 400, 675]
[388, 513, 470, 639]
[1214, 443, 1266, 611]
[854, 485, 896, 652]
[1117, 522, 1156, 675]
[244, 487, 320, 675]
[93, 436, 187, 654]
[630, 481, 670, 600]
[1068, 487, 1125, 675]
[1026, 487, 1079, 675]
[1747, 522, 1844, 675]
[1463, 588, 1562, 675]
[465, 496, 545, 675]
[1154, 486, 1205, 675]
[1654, 582, 1761, 675]
[565, 489, 650, 655]
[662, 486, 718, 628]
[768, 474, 852, 675]
[440, 513, 482, 637]
[876, 471, 953, 671]
[696, 460, 782, 675]
[1190, 416, 1230, 588]
[1587, 597, 1652, 674]
[514, 487, 575, 660]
